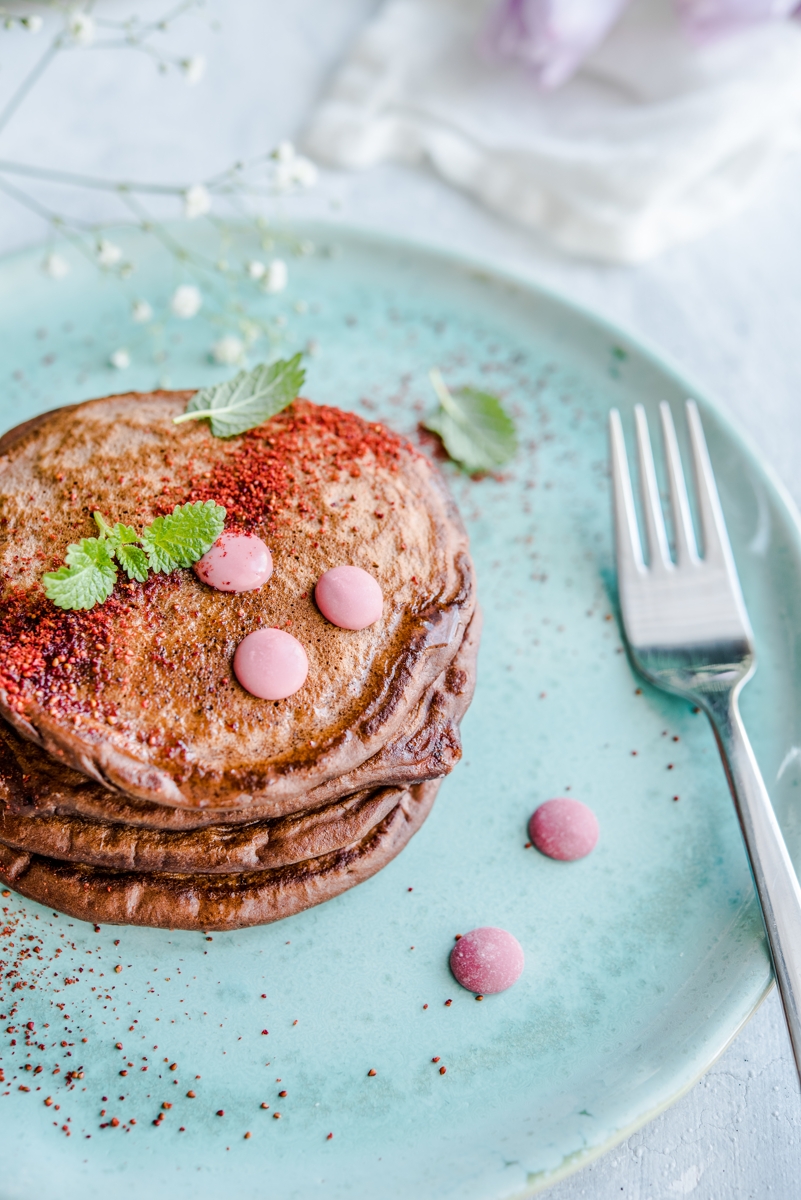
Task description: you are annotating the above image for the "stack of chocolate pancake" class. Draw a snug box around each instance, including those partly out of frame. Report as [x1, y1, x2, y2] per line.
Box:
[0, 392, 479, 929]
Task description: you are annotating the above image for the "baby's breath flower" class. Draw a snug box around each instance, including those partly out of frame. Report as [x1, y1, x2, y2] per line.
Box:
[184, 184, 211, 220]
[96, 239, 122, 267]
[43, 253, 69, 280]
[67, 11, 95, 45]
[263, 259, 288, 294]
[247, 260, 266, 280]
[181, 55, 206, 85]
[131, 300, 153, 324]
[110, 348, 130, 370]
[273, 141, 295, 163]
[171, 284, 202, 319]
[291, 156, 318, 189]
[22, 15, 43, 33]
[211, 335, 245, 366]
[239, 319, 261, 345]
[274, 155, 318, 192]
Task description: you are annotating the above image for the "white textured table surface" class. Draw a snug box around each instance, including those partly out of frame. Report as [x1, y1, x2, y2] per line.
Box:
[1, 2, 800, 1195]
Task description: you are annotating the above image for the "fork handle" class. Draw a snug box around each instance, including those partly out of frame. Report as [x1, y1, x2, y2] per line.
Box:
[707, 689, 801, 1079]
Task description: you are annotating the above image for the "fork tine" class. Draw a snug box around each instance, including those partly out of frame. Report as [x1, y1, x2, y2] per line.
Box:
[634, 405, 672, 571]
[609, 408, 645, 576]
[659, 402, 699, 566]
[685, 399, 734, 570]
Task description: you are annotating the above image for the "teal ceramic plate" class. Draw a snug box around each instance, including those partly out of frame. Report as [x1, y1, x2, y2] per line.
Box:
[0, 223, 797, 1200]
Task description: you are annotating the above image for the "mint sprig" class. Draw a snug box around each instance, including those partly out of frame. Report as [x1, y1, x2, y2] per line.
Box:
[141, 500, 226, 573]
[423, 368, 517, 475]
[42, 501, 226, 611]
[42, 537, 118, 612]
[173, 355, 305, 438]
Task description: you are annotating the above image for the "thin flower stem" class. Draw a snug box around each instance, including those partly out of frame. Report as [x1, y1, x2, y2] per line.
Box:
[0, 38, 61, 138]
[0, 176, 100, 266]
[117, 190, 230, 296]
[0, 159, 184, 196]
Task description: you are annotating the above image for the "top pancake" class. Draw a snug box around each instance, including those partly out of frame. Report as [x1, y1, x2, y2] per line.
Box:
[0, 393, 475, 809]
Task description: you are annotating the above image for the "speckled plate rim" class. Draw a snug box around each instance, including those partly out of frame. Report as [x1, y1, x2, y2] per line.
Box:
[0, 221, 795, 1195]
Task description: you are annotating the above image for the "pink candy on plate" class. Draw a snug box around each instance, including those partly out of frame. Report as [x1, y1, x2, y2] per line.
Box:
[529, 797, 599, 861]
[315, 565, 383, 631]
[233, 628, 308, 701]
[449, 927, 525, 995]
[195, 532, 273, 593]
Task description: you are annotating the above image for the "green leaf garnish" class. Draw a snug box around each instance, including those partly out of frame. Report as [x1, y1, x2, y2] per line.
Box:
[93, 512, 139, 551]
[423, 368, 517, 475]
[140, 500, 226, 574]
[42, 500, 227, 611]
[42, 538, 118, 611]
[115, 543, 150, 583]
[173, 355, 306, 438]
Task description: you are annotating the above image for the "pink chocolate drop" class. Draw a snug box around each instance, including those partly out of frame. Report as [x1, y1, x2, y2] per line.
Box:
[195, 533, 273, 593]
[315, 565, 383, 631]
[449, 927, 524, 995]
[233, 628, 308, 701]
[529, 798, 599, 861]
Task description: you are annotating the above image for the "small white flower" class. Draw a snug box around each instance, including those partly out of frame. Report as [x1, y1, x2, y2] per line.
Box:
[110, 348, 130, 370]
[43, 253, 69, 280]
[212, 336, 245, 366]
[67, 11, 95, 45]
[183, 184, 211, 220]
[274, 140, 295, 163]
[247, 260, 266, 280]
[96, 239, 122, 267]
[22, 15, 43, 33]
[274, 154, 318, 192]
[273, 162, 295, 193]
[131, 300, 153, 324]
[181, 55, 206, 85]
[170, 284, 202, 319]
[263, 259, 288, 294]
[291, 156, 318, 189]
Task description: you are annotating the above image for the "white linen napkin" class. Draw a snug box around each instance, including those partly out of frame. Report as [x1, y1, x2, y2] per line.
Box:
[303, 0, 801, 262]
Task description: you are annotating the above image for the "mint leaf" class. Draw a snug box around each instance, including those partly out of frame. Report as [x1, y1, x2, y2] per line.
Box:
[93, 512, 139, 551]
[174, 355, 306, 438]
[141, 500, 226, 573]
[423, 368, 517, 475]
[42, 538, 118, 611]
[115, 543, 150, 583]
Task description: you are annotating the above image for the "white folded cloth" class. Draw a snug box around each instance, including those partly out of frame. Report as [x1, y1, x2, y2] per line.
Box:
[303, 0, 801, 262]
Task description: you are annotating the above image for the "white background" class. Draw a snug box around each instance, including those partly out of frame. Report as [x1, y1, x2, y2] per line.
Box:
[0, 2, 799, 1194]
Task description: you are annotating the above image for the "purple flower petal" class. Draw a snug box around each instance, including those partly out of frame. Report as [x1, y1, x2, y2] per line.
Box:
[676, 0, 800, 39]
[484, 0, 633, 89]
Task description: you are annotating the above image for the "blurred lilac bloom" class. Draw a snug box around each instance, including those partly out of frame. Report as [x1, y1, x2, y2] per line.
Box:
[486, 0, 801, 88]
[484, 0, 632, 89]
[676, 0, 800, 39]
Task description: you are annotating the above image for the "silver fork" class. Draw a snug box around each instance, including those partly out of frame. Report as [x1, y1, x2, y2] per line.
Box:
[610, 399, 801, 1080]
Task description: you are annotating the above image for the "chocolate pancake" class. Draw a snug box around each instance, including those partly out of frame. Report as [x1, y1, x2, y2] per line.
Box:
[0, 395, 475, 808]
[0, 607, 481, 829]
[0, 780, 438, 930]
[0, 785, 403, 874]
